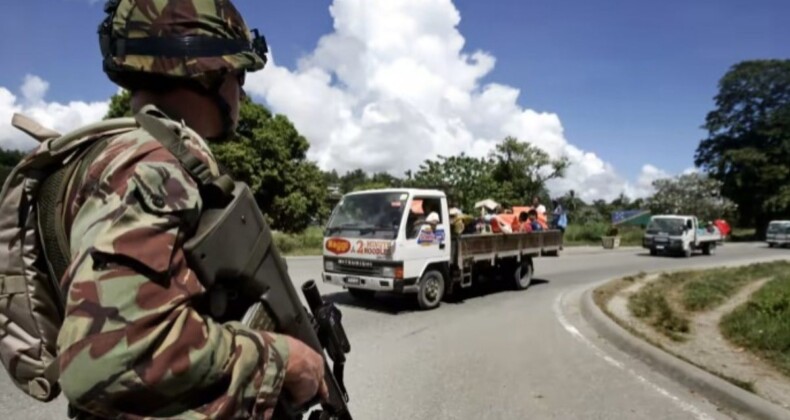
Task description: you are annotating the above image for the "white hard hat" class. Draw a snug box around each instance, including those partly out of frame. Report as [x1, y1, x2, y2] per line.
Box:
[426, 212, 440, 224]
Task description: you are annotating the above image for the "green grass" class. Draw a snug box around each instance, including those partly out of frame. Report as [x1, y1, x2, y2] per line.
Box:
[628, 272, 691, 341]
[728, 227, 757, 242]
[682, 261, 790, 311]
[273, 226, 324, 255]
[626, 261, 790, 344]
[720, 274, 790, 378]
[563, 223, 644, 246]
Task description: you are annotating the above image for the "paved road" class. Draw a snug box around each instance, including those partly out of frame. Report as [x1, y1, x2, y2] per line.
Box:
[3, 242, 789, 419]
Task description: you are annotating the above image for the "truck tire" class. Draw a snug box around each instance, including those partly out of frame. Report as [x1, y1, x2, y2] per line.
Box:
[703, 243, 716, 256]
[513, 258, 533, 290]
[348, 288, 375, 300]
[650, 248, 657, 256]
[417, 270, 445, 310]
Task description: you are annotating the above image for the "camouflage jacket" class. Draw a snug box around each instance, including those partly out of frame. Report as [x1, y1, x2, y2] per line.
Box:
[55, 116, 289, 419]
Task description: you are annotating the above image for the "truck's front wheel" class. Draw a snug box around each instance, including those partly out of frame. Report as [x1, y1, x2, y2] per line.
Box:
[417, 270, 445, 310]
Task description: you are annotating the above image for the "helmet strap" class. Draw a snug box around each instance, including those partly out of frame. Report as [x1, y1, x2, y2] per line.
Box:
[207, 91, 236, 142]
[203, 75, 238, 142]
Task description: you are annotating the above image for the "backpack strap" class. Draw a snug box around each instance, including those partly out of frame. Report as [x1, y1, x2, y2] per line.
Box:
[134, 107, 235, 200]
[11, 113, 61, 143]
[37, 137, 113, 299]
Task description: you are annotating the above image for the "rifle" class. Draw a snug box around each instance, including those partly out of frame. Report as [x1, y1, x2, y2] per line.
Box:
[184, 181, 352, 420]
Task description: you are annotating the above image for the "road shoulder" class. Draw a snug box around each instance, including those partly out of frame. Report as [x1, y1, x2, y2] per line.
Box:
[581, 275, 790, 420]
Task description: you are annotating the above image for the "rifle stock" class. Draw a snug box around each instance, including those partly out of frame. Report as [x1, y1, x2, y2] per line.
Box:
[184, 182, 352, 420]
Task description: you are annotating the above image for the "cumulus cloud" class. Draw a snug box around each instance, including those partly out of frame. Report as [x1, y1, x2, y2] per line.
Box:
[0, 0, 673, 202]
[246, 0, 670, 201]
[0, 75, 109, 151]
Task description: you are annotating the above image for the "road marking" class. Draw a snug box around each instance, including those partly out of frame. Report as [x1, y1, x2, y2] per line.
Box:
[553, 291, 715, 420]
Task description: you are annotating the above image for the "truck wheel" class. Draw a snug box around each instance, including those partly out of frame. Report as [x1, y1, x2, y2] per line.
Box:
[703, 243, 716, 256]
[348, 288, 375, 300]
[650, 248, 657, 256]
[417, 270, 445, 310]
[513, 259, 533, 290]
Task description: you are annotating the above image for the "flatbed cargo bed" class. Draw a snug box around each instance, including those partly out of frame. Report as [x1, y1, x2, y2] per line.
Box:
[453, 230, 563, 263]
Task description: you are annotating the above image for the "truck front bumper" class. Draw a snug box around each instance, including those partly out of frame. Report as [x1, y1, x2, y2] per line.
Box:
[644, 239, 683, 252]
[322, 271, 418, 293]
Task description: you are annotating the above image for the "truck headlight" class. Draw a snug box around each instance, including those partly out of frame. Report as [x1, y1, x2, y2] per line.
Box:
[324, 261, 335, 272]
[381, 267, 394, 278]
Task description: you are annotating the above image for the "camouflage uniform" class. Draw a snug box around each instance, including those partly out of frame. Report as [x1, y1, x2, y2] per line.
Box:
[54, 1, 288, 418]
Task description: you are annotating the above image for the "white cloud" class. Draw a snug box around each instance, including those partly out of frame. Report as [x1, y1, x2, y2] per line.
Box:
[247, 0, 670, 202]
[0, 75, 109, 152]
[0, 0, 675, 203]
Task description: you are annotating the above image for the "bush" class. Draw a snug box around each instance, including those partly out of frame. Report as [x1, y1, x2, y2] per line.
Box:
[273, 226, 325, 255]
[564, 223, 609, 243]
[564, 223, 642, 246]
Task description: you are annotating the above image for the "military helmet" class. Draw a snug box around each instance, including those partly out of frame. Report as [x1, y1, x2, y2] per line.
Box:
[98, 0, 268, 91]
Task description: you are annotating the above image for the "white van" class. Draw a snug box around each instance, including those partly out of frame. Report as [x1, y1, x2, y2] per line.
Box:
[766, 220, 790, 248]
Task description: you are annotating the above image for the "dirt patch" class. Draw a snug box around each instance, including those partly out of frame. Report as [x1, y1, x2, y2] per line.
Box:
[599, 273, 790, 410]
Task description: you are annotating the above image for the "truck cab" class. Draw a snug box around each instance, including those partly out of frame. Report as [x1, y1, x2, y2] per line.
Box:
[321, 189, 451, 304]
[643, 215, 722, 257]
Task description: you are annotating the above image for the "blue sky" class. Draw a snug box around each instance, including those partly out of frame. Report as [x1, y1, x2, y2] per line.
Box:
[0, 0, 788, 193]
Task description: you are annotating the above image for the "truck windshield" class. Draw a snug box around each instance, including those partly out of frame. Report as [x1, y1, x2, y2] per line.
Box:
[646, 218, 686, 235]
[325, 192, 409, 239]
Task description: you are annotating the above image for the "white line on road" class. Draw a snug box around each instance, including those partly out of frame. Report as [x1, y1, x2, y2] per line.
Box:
[553, 291, 715, 420]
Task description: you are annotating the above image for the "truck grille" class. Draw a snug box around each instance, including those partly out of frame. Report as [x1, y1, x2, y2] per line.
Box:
[334, 258, 381, 276]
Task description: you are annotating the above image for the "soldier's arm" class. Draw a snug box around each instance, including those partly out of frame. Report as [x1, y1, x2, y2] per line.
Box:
[56, 140, 289, 418]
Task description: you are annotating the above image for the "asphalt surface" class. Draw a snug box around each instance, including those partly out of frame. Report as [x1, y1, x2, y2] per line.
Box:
[3, 242, 790, 419]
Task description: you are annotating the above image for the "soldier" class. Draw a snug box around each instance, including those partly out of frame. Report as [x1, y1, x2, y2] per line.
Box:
[53, 0, 326, 418]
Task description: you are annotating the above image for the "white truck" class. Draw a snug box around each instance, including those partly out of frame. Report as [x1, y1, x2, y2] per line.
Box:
[642, 215, 723, 257]
[320, 188, 563, 310]
[766, 220, 790, 248]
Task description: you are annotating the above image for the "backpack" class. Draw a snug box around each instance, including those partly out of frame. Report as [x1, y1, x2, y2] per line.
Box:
[0, 113, 140, 402]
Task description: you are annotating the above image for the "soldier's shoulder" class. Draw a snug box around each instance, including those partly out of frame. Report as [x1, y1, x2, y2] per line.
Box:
[89, 119, 219, 182]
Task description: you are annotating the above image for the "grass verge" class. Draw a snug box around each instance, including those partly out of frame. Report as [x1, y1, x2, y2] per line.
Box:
[720, 274, 790, 378]
[728, 227, 758, 242]
[682, 261, 790, 312]
[593, 272, 647, 311]
[627, 272, 691, 341]
[559, 223, 644, 247]
[626, 261, 790, 341]
[273, 226, 324, 256]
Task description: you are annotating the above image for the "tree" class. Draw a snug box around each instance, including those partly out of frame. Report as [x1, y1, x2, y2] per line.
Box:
[105, 90, 133, 118]
[104, 92, 329, 233]
[339, 169, 370, 193]
[646, 173, 737, 223]
[694, 60, 790, 233]
[0, 147, 27, 186]
[409, 153, 497, 213]
[489, 136, 569, 205]
[213, 98, 328, 232]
